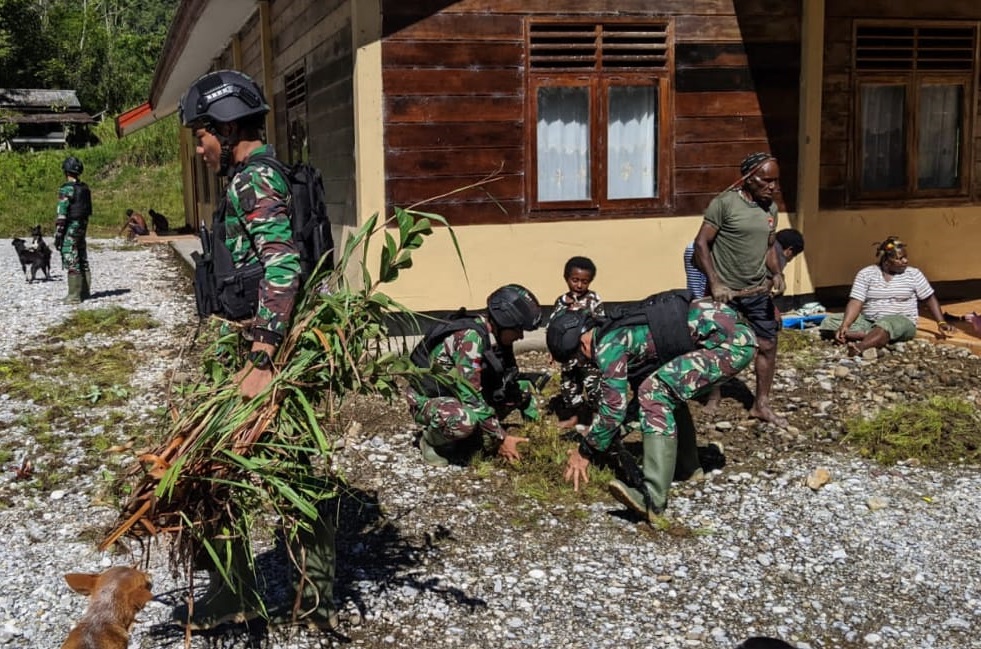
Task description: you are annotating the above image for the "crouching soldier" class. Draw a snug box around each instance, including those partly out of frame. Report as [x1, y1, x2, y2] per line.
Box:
[547, 295, 756, 520]
[407, 284, 542, 466]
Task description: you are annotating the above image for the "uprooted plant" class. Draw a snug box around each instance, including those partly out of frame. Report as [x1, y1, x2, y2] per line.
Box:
[100, 206, 463, 626]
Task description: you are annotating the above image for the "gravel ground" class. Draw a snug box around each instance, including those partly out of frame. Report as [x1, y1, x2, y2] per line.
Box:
[1, 239, 980, 649]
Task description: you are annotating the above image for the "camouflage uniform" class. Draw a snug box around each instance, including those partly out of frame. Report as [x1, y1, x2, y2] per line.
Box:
[581, 300, 756, 453]
[551, 290, 605, 411]
[224, 144, 301, 344]
[55, 180, 90, 275]
[407, 314, 536, 450]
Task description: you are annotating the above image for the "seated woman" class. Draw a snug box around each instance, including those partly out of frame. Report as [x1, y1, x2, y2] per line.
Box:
[119, 209, 149, 238]
[820, 236, 953, 356]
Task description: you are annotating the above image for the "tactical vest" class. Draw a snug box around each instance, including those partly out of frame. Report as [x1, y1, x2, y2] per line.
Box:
[67, 181, 92, 221]
[594, 289, 696, 386]
[409, 311, 508, 399]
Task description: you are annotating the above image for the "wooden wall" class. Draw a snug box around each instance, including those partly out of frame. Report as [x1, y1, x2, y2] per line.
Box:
[381, 0, 801, 225]
[820, 0, 981, 209]
[268, 0, 358, 227]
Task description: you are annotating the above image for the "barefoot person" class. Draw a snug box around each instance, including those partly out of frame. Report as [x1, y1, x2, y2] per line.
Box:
[693, 152, 788, 426]
[819, 236, 952, 355]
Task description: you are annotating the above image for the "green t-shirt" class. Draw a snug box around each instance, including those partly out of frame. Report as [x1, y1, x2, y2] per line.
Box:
[703, 190, 776, 290]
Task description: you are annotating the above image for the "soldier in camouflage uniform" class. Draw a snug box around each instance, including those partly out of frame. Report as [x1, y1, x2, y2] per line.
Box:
[547, 299, 756, 520]
[54, 156, 91, 304]
[175, 69, 331, 632]
[549, 256, 605, 424]
[407, 284, 542, 467]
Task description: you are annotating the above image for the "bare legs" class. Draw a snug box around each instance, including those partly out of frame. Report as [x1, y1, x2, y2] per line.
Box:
[748, 336, 787, 427]
[846, 327, 889, 356]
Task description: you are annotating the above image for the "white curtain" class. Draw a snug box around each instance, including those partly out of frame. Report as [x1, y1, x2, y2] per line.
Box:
[537, 87, 590, 202]
[607, 85, 658, 199]
[918, 84, 961, 189]
[861, 84, 906, 191]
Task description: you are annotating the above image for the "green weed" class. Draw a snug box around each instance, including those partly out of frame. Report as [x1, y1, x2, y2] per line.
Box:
[0, 342, 137, 409]
[843, 396, 981, 465]
[46, 306, 157, 340]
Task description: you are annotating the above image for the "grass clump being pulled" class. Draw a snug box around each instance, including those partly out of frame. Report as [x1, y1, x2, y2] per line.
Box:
[843, 396, 981, 466]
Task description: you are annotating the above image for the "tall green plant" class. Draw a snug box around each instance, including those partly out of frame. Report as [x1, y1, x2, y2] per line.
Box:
[101, 207, 463, 598]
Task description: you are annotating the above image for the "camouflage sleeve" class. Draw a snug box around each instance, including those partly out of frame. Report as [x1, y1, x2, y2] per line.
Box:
[559, 360, 584, 408]
[583, 333, 630, 452]
[589, 291, 605, 317]
[55, 183, 72, 227]
[231, 165, 302, 342]
[445, 328, 506, 439]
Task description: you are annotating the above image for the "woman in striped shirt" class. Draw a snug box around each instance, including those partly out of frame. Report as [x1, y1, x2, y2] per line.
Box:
[820, 236, 953, 356]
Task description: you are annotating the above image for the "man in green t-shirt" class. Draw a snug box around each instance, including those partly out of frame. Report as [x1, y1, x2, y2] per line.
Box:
[693, 152, 787, 427]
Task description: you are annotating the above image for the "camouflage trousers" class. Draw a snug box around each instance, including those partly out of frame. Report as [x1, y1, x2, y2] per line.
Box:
[408, 380, 539, 447]
[59, 221, 89, 275]
[635, 335, 755, 439]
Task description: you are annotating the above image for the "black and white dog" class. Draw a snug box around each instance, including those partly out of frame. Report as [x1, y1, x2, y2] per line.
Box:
[12, 235, 52, 283]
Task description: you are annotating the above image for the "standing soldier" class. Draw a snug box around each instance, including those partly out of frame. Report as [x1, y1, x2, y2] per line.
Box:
[407, 284, 542, 467]
[54, 156, 91, 303]
[548, 299, 756, 520]
[175, 69, 334, 631]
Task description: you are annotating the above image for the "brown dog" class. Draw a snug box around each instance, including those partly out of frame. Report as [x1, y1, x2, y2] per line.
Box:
[61, 567, 153, 649]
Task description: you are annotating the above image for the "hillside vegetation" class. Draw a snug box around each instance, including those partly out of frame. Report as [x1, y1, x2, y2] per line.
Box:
[0, 116, 184, 238]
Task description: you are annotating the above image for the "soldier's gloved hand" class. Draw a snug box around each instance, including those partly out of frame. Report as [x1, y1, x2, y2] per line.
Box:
[711, 283, 735, 304]
[771, 273, 786, 296]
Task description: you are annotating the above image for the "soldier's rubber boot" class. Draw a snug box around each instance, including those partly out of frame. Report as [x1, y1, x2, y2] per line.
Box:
[673, 404, 704, 482]
[171, 549, 262, 630]
[63, 274, 83, 304]
[608, 433, 677, 523]
[419, 429, 450, 467]
[80, 270, 91, 300]
[287, 511, 339, 630]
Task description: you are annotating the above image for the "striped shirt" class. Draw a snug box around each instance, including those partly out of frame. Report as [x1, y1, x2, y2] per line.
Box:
[850, 264, 934, 324]
[683, 242, 708, 299]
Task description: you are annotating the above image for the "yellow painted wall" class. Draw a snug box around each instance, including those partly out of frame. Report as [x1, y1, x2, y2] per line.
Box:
[806, 207, 981, 288]
[357, 212, 797, 311]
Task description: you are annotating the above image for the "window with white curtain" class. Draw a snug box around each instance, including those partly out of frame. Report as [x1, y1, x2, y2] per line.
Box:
[853, 23, 975, 199]
[528, 21, 671, 211]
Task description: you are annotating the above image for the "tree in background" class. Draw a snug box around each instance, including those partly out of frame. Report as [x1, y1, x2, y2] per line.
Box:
[0, 0, 175, 114]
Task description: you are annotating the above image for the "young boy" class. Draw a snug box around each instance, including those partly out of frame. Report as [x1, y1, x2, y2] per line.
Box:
[550, 256, 605, 424]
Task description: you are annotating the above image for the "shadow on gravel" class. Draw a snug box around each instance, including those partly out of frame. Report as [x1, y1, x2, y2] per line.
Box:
[85, 288, 132, 300]
[143, 485, 485, 646]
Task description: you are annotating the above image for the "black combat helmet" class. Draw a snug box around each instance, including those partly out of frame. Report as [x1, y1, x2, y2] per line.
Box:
[178, 69, 270, 127]
[486, 284, 542, 331]
[546, 310, 595, 363]
[62, 156, 83, 176]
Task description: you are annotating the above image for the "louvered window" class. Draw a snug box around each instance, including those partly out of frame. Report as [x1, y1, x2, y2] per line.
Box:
[529, 23, 669, 70]
[285, 64, 308, 163]
[852, 22, 976, 201]
[527, 20, 674, 213]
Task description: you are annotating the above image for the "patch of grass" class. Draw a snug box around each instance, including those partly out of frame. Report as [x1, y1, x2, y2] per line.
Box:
[843, 396, 981, 465]
[505, 415, 615, 507]
[778, 330, 822, 371]
[0, 342, 137, 408]
[0, 116, 183, 238]
[0, 446, 13, 466]
[45, 306, 157, 341]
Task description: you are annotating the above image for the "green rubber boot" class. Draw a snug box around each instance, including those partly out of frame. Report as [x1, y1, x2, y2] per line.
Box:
[81, 270, 91, 300]
[287, 510, 339, 630]
[172, 549, 262, 630]
[419, 429, 450, 467]
[608, 433, 677, 522]
[63, 274, 83, 304]
[673, 404, 704, 482]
